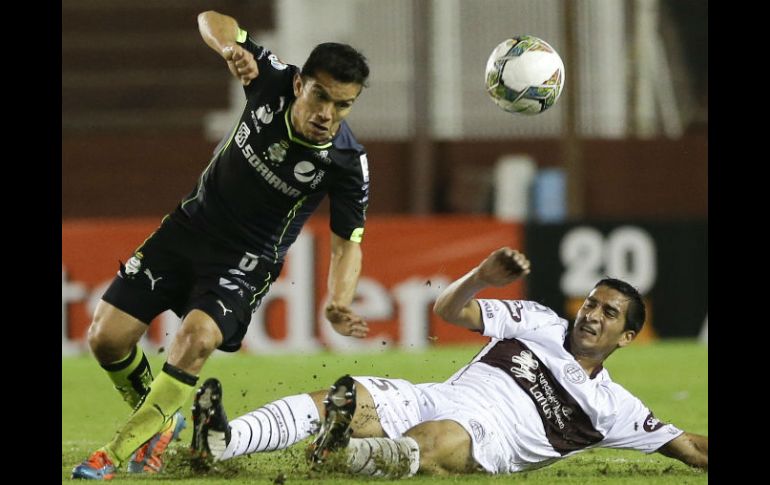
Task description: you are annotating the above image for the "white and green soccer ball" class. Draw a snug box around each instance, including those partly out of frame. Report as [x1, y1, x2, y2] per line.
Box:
[484, 36, 565, 115]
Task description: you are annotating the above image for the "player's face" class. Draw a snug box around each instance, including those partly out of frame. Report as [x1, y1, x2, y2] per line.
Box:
[571, 285, 636, 356]
[292, 70, 362, 143]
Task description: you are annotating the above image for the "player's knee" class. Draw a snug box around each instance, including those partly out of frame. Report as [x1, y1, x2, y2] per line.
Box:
[87, 313, 132, 362]
[172, 318, 222, 357]
[403, 423, 441, 473]
[405, 420, 473, 475]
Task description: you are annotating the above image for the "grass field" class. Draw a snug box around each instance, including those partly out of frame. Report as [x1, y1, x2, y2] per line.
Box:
[62, 340, 707, 483]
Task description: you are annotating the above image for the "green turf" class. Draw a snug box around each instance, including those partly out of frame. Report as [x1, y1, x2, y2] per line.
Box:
[62, 340, 707, 483]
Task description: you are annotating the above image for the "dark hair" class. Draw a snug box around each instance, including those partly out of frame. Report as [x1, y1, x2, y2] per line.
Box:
[593, 278, 646, 333]
[301, 42, 370, 87]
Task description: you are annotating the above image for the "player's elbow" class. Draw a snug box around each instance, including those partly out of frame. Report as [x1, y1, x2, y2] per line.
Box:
[198, 10, 229, 31]
[691, 440, 708, 470]
[197, 10, 216, 25]
[432, 297, 453, 322]
[659, 434, 708, 471]
[685, 434, 708, 470]
[433, 299, 469, 329]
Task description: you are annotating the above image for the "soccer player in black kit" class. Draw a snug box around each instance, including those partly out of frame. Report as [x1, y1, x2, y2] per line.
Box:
[73, 10, 371, 480]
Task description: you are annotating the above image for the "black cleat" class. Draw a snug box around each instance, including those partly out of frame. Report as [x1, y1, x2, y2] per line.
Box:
[190, 377, 231, 460]
[307, 374, 357, 465]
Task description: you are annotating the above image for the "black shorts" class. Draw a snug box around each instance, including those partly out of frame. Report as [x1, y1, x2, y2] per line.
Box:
[101, 216, 283, 352]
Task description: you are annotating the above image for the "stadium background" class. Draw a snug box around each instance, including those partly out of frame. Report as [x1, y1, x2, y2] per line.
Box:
[63, 0, 707, 355]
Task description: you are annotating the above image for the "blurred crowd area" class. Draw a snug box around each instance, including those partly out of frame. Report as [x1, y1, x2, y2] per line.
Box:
[62, 0, 706, 220]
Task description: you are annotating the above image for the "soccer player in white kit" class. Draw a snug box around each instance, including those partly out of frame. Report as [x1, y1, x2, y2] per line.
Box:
[192, 247, 708, 477]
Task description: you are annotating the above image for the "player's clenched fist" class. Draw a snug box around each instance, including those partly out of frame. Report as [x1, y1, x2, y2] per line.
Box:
[223, 44, 258, 86]
[477, 247, 531, 287]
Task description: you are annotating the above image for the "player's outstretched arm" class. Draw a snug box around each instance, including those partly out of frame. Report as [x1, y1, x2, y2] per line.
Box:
[657, 432, 708, 470]
[434, 247, 530, 330]
[197, 10, 259, 85]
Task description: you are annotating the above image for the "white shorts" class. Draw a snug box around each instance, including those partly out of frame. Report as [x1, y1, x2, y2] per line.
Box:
[353, 376, 507, 473]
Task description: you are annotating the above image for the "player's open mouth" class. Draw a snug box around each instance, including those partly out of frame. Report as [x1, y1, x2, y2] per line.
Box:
[310, 121, 328, 133]
[580, 325, 597, 336]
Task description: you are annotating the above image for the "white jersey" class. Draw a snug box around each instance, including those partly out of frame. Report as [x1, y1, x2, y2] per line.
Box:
[356, 299, 683, 474]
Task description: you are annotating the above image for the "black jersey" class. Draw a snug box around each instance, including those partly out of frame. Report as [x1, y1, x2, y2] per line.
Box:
[171, 33, 369, 264]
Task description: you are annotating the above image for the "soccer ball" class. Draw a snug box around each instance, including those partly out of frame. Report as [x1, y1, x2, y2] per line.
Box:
[484, 36, 565, 115]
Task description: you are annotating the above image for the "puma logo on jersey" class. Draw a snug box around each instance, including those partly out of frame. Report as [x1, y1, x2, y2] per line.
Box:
[217, 300, 233, 316]
[251, 97, 286, 131]
[255, 105, 275, 125]
[143, 269, 162, 291]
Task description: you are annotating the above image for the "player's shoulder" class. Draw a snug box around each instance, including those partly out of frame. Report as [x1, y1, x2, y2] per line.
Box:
[480, 299, 567, 341]
[598, 373, 637, 400]
[333, 121, 365, 154]
[488, 299, 562, 321]
[240, 36, 299, 84]
[241, 35, 286, 64]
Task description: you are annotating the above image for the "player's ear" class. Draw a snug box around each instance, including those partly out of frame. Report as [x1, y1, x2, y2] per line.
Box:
[617, 330, 636, 348]
[293, 73, 303, 97]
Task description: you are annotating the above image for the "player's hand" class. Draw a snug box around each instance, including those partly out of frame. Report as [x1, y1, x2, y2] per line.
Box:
[325, 303, 369, 338]
[477, 247, 531, 287]
[223, 44, 258, 86]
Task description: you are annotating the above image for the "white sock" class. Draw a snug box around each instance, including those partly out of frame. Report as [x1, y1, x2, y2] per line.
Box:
[346, 437, 420, 477]
[218, 393, 320, 460]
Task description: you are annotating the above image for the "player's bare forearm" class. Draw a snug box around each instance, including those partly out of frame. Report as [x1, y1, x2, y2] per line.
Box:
[434, 248, 530, 330]
[198, 11, 240, 56]
[658, 432, 708, 470]
[328, 234, 361, 307]
[433, 268, 485, 330]
[326, 234, 368, 338]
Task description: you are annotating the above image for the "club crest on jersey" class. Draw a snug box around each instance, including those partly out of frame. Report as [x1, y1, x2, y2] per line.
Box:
[469, 419, 487, 443]
[563, 363, 587, 384]
[125, 256, 142, 275]
[267, 142, 287, 163]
